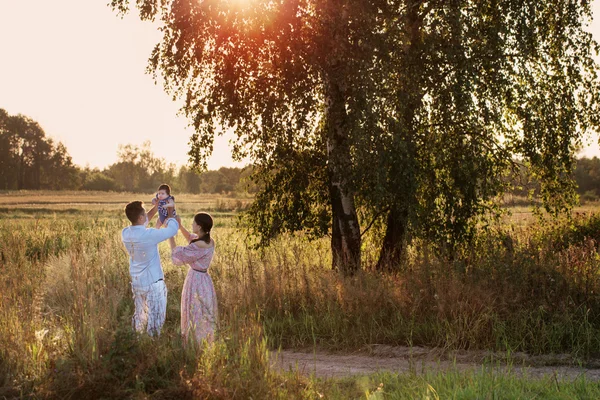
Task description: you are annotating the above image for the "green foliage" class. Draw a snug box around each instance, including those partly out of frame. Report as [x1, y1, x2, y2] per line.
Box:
[0, 109, 80, 190]
[111, 0, 600, 271]
[376, 0, 600, 250]
[175, 164, 202, 194]
[334, 370, 600, 399]
[534, 212, 600, 252]
[243, 145, 330, 247]
[574, 157, 600, 199]
[81, 171, 120, 191]
[581, 190, 599, 203]
[175, 165, 259, 194]
[104, 141, 177, 192]
[505, 157, 600, 205]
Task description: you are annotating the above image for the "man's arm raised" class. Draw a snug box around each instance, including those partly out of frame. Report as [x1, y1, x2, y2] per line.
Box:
[149, 204, 178, 244]
[147, 198, 159, 221]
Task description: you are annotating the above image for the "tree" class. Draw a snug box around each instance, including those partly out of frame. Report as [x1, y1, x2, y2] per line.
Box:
[574, 157, 600, 196]
[113, 0, 600, 274]
[236, 166, 261, 194]
[373, 0, 600, 268]
[82, 170, 121, 191]
[176, 165, 202, 193]
[0, 109, 79, 190]
[105, 141, 176, 192]
[111, 0, 396, 273]
[0, 109, 12, 189]
[40, 141, 80, 189]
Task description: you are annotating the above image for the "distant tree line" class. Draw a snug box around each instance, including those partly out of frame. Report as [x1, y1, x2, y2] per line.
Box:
[0, 109, 79, 190]
[3, 108, 600, 199]
[573, 158, 600, 202]
[506, 158, 600, 203]
[0, 109, 256, 194]
[79, 141, 258, 194]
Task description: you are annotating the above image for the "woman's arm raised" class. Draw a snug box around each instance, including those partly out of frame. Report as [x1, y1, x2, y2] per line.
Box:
[168, 237, 176, 249]
[176, 216, 193, 242]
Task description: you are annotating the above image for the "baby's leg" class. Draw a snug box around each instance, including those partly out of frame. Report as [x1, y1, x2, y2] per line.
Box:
[156, 219, 163, 229]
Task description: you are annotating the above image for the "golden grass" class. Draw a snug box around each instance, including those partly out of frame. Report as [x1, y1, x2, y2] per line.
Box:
[3, 192, 600, 397]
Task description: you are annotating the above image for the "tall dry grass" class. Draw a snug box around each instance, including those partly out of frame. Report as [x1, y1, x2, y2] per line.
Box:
[2, 206, 600, 397]
[0, 218, 313, 398]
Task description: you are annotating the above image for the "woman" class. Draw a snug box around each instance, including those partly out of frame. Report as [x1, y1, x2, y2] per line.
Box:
[169, 213, 218, 344]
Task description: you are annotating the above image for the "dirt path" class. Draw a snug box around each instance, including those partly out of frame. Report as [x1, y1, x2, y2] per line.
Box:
[272, 345, 600, 380]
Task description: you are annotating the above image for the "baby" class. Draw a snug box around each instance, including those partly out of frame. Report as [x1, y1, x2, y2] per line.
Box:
[153, 183, 177, 229]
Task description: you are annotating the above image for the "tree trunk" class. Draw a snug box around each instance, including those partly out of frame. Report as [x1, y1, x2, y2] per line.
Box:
[375, 0, 424, 272]
[324, 75, 361, 275]
[18, 153, 25, 190]
[376, 207, 408, 271]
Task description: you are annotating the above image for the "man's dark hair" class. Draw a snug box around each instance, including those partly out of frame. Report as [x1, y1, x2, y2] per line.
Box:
[158, 184, 171, 196]
[125, 201, 145, 224]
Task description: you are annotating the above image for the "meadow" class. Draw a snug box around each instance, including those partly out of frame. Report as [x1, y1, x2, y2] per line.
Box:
[3, 191, 600, 398]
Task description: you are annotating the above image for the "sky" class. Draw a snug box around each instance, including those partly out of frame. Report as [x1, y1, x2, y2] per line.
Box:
[0, 1, 600, 170]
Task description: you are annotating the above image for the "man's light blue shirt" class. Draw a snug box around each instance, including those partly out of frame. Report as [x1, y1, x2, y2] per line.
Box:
[121, 219, 179, 289]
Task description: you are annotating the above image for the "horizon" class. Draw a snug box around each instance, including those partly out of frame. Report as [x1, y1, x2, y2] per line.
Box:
[1, 1, 599, 170]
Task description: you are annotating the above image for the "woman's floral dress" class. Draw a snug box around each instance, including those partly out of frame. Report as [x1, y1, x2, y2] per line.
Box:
[171, 236, 218, 344]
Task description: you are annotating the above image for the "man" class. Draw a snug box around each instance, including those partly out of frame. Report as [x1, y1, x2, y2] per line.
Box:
[122, 200, 178, 336]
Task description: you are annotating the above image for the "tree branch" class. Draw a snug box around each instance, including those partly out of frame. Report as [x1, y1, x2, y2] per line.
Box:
[360, 206, 391, 237]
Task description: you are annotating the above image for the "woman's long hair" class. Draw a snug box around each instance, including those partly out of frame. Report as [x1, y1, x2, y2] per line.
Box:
[190, 212, 213, 244]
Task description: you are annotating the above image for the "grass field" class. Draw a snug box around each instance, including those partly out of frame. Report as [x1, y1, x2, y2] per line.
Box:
[2, 191, 600, 398]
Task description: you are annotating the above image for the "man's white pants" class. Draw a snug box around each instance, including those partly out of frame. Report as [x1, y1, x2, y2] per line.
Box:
[132, 279, 167, 336]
